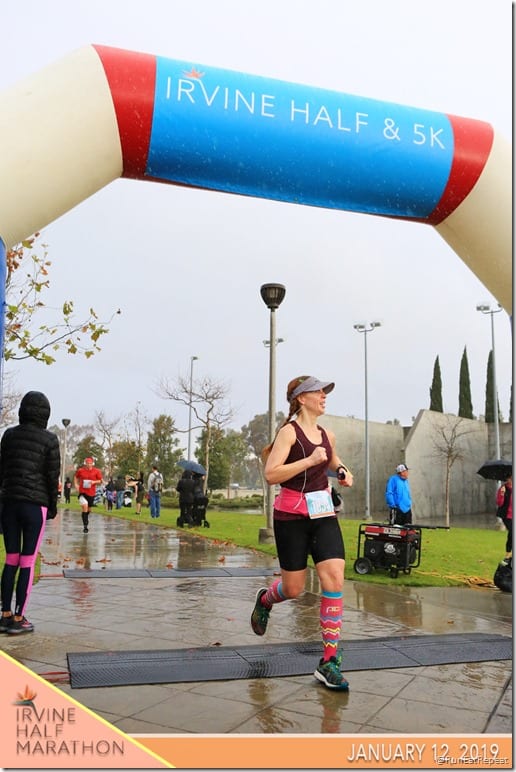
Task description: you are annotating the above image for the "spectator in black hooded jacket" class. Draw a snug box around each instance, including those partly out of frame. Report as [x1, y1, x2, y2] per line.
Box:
[176, 470, 196, 527]
[0, 391, 60, 635]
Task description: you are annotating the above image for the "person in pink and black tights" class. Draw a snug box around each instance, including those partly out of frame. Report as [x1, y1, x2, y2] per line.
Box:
[0, 391, 60, 635]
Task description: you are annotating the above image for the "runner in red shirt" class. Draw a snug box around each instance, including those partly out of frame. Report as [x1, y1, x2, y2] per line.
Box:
[74, 457, 103, 534]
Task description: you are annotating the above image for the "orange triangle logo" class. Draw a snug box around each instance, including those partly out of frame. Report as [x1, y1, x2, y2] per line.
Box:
[0, 651, 172, 768]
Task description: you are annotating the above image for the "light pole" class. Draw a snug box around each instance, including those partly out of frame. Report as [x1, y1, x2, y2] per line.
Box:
[476, 303, 503, 459]
[61, 418, 71, 497]
[353, 322, 381, 521]
[260, 282, 286, 543]
[187, 356, 198, 460]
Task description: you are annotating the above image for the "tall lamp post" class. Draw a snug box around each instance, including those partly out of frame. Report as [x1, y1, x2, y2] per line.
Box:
[61, 418, 71, 496]
[353, 322, 381, 521]
[476, 303, 502, 459]
[260, 282, 286, 543]
[187, 355, 198, 460]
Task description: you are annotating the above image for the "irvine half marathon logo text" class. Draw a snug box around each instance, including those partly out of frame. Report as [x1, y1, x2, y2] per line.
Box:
[13, 685, 125, 759]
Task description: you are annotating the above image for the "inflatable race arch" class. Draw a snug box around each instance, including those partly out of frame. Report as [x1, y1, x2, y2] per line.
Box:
[0, 44, 511, 353]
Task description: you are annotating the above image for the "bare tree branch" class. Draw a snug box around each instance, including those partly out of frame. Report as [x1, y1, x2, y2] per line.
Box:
[95, 410, 121, 477]
[157, 373, 233, 483]
[429, 414, 477, 527]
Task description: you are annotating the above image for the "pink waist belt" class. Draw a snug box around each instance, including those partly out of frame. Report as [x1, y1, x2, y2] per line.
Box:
[274, 486, 309, 515]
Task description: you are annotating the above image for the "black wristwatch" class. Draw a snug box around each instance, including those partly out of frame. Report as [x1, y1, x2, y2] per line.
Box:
[336, 465, 347, 480]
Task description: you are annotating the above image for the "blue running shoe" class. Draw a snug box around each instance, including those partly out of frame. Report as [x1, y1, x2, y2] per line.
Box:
[250, 588, 270, 636]
[314, 653, 349, 690]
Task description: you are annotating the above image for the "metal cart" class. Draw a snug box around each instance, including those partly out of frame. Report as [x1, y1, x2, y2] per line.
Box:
[353, 522, 422, 578]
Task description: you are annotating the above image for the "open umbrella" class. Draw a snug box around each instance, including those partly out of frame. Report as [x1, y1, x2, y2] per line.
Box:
[477, 459, 512, 481]
[178, 459, 207, 476]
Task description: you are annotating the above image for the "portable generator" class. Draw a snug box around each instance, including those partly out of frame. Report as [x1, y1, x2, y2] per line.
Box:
[353, 522, 422, 578]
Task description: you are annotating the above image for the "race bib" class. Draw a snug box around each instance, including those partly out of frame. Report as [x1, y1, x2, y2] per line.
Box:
[305, 489, 334, 519]
[83, 479, 92, 489]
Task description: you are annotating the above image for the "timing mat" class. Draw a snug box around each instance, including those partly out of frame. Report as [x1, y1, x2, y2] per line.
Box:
[67, 632, 511, 689]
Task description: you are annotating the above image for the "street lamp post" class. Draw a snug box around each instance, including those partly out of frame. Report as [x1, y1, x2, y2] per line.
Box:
[187, 356, 198, 460]
[260, 283, 286, 543]
[353, 322, 381, 521]
[61, 418, 71, 497]
[476, 303, 502, 459]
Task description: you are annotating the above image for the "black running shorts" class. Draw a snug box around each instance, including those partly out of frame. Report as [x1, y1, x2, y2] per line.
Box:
[79, 493, 95, 508]
[273, 515, 345, 571]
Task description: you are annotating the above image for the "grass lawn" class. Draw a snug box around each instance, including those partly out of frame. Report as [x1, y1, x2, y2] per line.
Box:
[12, 499, 503, 589]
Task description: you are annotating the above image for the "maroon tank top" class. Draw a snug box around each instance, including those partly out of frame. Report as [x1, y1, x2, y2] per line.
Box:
[281, 421, 332, 493]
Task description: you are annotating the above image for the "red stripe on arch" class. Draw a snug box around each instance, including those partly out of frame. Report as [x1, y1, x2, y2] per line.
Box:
[425, 115, 494, 225]
[93, 45, 156, 179]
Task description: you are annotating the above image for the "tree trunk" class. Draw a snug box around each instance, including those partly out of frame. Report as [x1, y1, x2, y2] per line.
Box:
[444, 459, 451, 528]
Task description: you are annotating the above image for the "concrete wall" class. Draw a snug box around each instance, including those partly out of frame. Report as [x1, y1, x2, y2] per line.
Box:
[405, 410, 491, 520]
[319, 414, 404, 519]
[320, 411, 512, 523]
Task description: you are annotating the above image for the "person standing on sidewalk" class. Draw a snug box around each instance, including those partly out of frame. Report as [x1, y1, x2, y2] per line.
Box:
[134, 472, 145, 515]
[127, 473, 145, 515]
[148, 465, 163, 518]
[0, 391, 61, 635]
[63, 476, 72, 504]
[74, 457, 103, 533]
[176, 470, 195, 526]
[250, 375, 353, 691]
[114, 475, 125, 509]
[496, 474, 512, 558]
[104, 477, 116, 511]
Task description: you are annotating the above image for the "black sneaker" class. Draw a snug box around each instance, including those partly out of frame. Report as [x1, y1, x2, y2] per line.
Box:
[251, 588, 271, 636]
[0, 614, 14, 633]
[7, 617, 34, 635]
[83, 527, 89, 533]
[314, 653, 349, 690]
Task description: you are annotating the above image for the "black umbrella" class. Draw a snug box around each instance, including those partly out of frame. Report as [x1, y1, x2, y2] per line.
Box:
[178, 459, 207, 476]
[477, 459, 512, 481]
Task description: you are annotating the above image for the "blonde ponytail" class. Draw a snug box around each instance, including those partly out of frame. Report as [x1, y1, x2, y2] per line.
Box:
[260, 389, 302, 463]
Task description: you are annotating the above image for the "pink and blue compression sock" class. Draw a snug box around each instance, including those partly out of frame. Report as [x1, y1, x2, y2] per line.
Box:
[261, 580, 286, 609]
[320, 590, 343, 661]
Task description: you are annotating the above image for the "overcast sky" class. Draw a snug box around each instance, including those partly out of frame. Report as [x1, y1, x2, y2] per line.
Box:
[0, 0, 512, 449]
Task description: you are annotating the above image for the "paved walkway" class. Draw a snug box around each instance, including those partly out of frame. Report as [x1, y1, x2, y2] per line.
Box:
[0, 509, 512, 736]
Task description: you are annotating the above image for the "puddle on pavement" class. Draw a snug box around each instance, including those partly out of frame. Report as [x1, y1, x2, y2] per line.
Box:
[39, 509, 277, 575]
[36, 509, 512, 639]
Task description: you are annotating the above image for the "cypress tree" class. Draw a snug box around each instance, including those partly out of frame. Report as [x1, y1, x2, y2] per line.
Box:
[458, 346, 474, 418]
[429, 355, 443, 412]
[484, 349, 496, 422]
[484, 349, 503, 423]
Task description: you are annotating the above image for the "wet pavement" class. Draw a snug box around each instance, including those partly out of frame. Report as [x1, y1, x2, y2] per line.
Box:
[0, 508, 512, 736]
